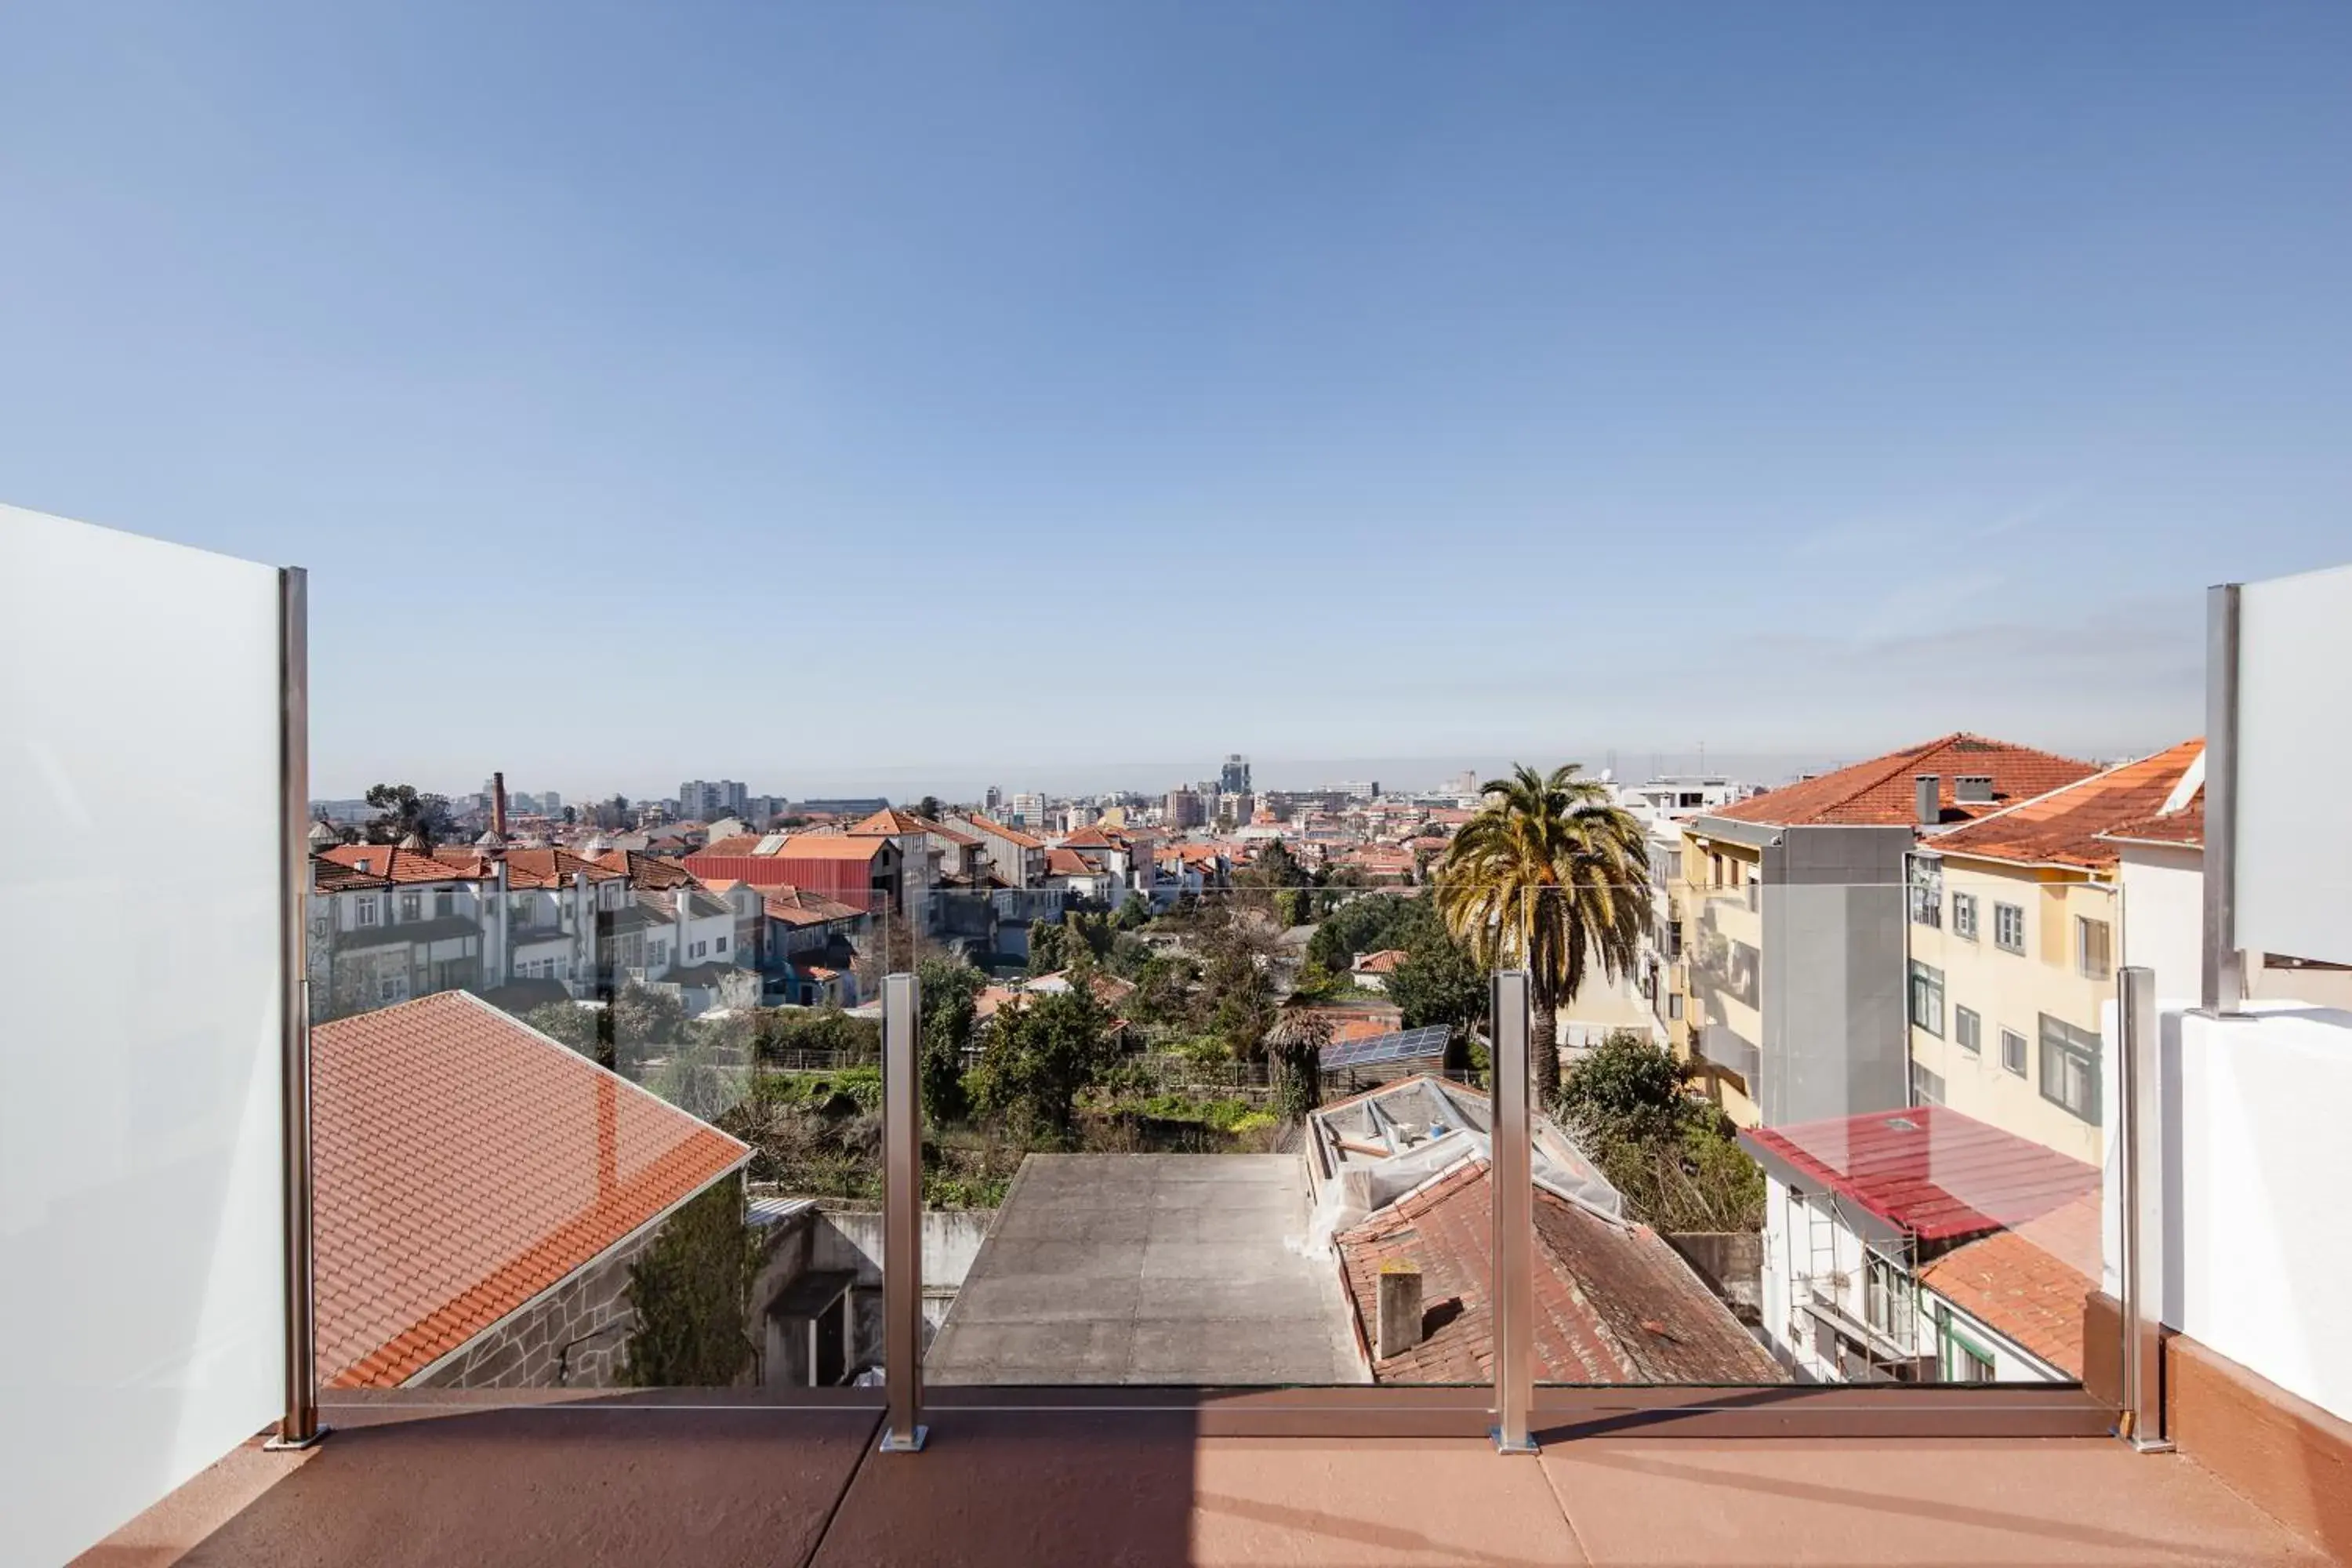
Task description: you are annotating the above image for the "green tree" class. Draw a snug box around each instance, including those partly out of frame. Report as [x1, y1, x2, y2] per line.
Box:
[916, 954, 985, 1124]
[967, 983, 1117, 1138]
[1027, 917, 1071, 975]
[917, 795, 943, 821]
[1385, 931, 1487, 1042]
[1265, 1009, 1329, 1123]
[753, 1005, 881, 1062]
[644, 1012, 754, 1123]
[1558, 1030, 1762, 1233]
[522, 1000, 603, 1054]
[1557, 1028, 1692, 1143]
[619, 1181, 756, 1386]
[363, 783, 458, 848]
[1113, 893, 1152, 931]
[1433, 764, 1650, 1107]
[611, 982, 686, 1073]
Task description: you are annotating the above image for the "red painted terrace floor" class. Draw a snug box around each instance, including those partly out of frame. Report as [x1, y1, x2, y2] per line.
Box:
[74, 1402, 2336, 1568]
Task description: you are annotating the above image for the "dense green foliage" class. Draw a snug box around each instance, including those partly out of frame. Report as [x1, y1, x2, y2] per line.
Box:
[361, 782, 458, 848]
[916, 954, 984, 1124]
[967, 982, 1120, 1138]
[1557, 1031, 1764, 1233]
[620, 1181, 756, 1387]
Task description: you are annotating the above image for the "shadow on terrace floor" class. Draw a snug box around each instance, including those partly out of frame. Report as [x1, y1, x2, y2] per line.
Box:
[75, 1400, 2333, 1568]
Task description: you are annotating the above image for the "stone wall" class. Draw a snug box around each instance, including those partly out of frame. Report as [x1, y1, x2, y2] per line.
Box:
[410, 1222, 662, 1389]
[1666, 1230, 1765, 1325]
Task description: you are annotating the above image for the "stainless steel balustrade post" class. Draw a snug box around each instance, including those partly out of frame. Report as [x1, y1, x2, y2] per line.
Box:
[1489, 969, 1537, 1455]
[2201, 583, 2246, 1018]
[880, 971, 928, 1453]
[270, 567, 325, 1450]
[2114, 965, 2173, 1451]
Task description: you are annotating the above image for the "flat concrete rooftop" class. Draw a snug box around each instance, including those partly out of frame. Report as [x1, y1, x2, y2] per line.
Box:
[924, 1153, 1363, 1385]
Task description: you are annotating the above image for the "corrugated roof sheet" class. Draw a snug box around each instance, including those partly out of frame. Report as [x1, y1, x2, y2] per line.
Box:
[1740, 1105, 2099, 1244]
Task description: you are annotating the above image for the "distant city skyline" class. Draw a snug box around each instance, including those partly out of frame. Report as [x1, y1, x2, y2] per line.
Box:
[313, 742, 2161, 818]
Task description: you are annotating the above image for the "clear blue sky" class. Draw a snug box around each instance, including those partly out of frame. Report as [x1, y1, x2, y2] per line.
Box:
[5, 3, 2348, 800]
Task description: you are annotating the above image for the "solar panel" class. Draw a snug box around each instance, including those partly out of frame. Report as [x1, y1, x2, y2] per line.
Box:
[1319, 1024, 1452, 1071]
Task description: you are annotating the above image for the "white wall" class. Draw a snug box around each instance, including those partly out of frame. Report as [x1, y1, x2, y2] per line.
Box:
[2117, 846, 2202, 1003]
[2234, 558, 2352, 967]
[2118, 1004, 2352, 1423]
[0, 504, 289, 1567]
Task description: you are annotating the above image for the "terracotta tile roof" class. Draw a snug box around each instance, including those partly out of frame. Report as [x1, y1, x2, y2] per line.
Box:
[1709, 734, 2098, 829]
[1918, 1193, 2100, 1378]
[1044, 848, 1100, 877]
[766, 834, 888, 863]
[963, 814, 1044, 850]
[1338, 1159, 1784, 1385]
[499, 848, 631, 890]
[700, 834, 768, 858]
[1352, 949, 1409, 975]
[923, 821, 983, 848]
[2101, 792, 2205, 850]
[311, 993, 748, 1389]
[1058, 826, 1121, 850]
[1928, 740, 2204, 870]
[1740, 1105, 2100, 1244]
[318, 844, 477, 885]
[763, 887, 862, 926]
[848, 808, 929, 837]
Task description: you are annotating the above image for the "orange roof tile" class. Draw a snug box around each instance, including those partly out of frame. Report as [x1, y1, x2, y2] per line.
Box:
[963, 814, 1044, 850]
[767, 834, 888, 863]
[1044, 848, 1099, 877]
[2101, 792, 2205, 851]
[311, 993, 748, 1389]
[848, 808, 929, 837]
[498, 848, 632, 889]
[1710, 733, 2099, 829]
[1918, 1193, 2100, 1377]
[1352, 948, 1409, 974]
[1928, 740, 2204, 871]
[318, 844, 478, 885]
[1338, 1159, 1783, 1385]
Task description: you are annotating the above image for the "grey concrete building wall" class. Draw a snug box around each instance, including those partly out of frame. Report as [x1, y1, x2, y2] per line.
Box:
[1760, 825, 1911, 1126]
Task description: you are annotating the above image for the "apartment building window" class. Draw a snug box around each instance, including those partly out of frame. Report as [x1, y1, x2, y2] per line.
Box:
[2039, 1015, 2102, 1124]
[434, 889, 454, 918]
[1940, 1312, 1997, 1384]
[1667, 993, 1684, 1021]
[310, 916, 331, 941]
[1994, 902, 2026, 954]
[355, 896, 377, 927]
[2076, 916, 2113, 981]
[1913, 1065, 1946, 1106]
[1955, 1005, 1981, 1055]
[1865, 1253, 1913, 1341]
[400, 892, 421, 922]
[716, 935, 728, 953]
[1711, 853, 1724, 887]
[1908, 856, 1943, 928]
[1952, 892, 1978, 942]
[1908, 960, 1945, 1036]
[2001, 1026, 2027, 1076]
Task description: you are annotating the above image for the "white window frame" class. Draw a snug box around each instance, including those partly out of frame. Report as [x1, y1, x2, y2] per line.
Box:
[1994, 902, 2026, 955]
[2000, 1025, 2028, 1077]
[355, 896, 378, 927]
[1951, 892, 1978, 942]
[1955, 1005, 1981, 1055]
[2075, 916, 2113, 981]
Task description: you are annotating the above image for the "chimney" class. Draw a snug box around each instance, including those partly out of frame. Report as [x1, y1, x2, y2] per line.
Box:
[492, 771, 509, 839]
[1955, 775, 1995, 805]
[1914, 775, 1940, 827]
[1375, 1260, 1425, 1359]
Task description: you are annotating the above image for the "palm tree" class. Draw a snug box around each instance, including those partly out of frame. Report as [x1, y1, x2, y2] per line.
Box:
[1433, 764, 1650, 1106]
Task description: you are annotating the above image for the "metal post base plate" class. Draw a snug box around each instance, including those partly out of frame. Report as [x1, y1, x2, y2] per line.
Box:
[879, 1425, 929, 1454]
[1489, 1427, 1540, 1456]
[264, 1426, 331, 1452]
